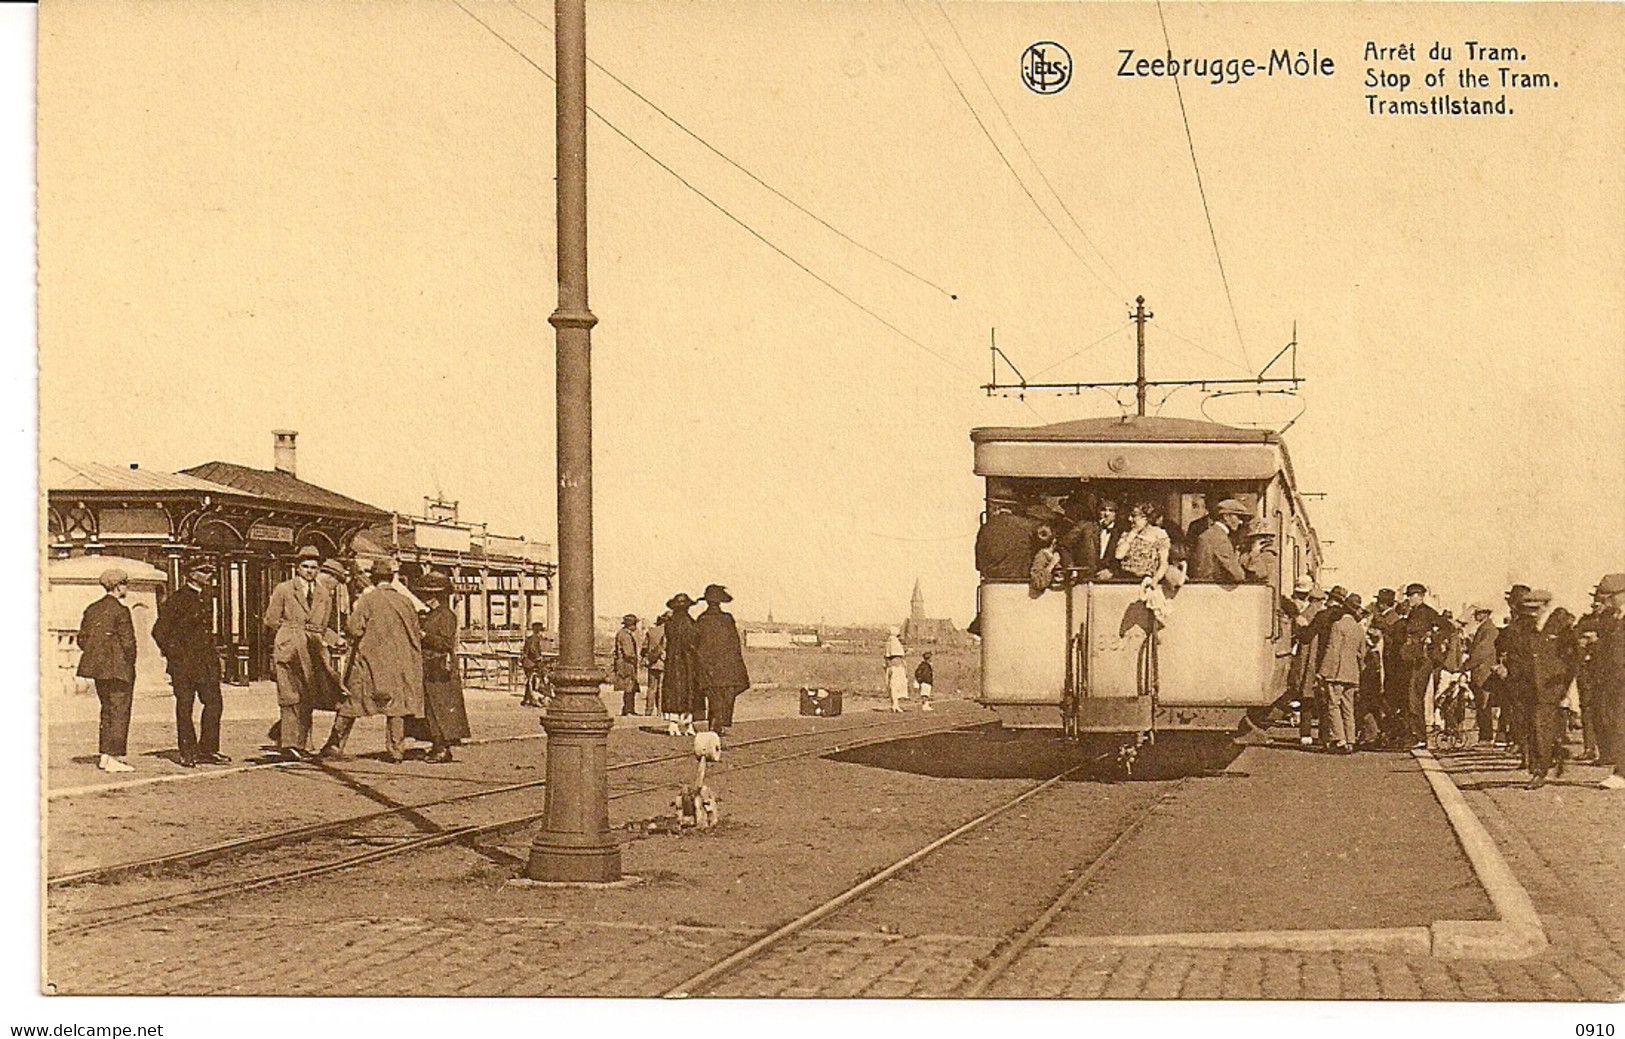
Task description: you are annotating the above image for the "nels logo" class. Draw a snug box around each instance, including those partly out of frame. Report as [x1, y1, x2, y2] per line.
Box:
[1021, 41, 1071, 95]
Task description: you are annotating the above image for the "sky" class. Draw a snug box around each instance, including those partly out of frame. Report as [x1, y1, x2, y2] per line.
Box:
[36, 0, 1625, 625]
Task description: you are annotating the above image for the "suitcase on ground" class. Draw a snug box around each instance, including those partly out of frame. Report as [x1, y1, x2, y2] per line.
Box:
[799, 687, 842, 717]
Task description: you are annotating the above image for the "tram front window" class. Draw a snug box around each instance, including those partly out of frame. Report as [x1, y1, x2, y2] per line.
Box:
[976, 477, 1272, 586]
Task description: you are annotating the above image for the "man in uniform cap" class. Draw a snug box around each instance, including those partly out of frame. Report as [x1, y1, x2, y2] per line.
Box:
[151, 561, 231, 767]
[1497, 587, 1549, 768]
[1189, 499, 1249, 585]
[1394, 583, 1446, 748]
[693, 585, 750, 739]
[77, 568, 138, 772]
[1587, 574, 1625, 789]
[614, 613, 642, 717]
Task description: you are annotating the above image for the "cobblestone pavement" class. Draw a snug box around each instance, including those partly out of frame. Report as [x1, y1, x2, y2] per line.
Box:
[42, 722, 1625, 1000]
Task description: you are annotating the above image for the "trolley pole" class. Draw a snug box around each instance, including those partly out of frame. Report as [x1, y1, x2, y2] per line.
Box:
[525, 0, 621, 883]
[1131, 295, 1152, 416]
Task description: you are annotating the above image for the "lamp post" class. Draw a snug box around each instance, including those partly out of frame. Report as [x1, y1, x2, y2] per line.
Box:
[524, 0, 621, 883]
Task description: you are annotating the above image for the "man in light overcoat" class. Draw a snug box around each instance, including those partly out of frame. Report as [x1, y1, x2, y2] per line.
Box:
[262, 545, 340, 759]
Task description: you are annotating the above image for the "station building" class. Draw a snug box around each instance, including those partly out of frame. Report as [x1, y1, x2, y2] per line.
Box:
[46, 431, 554, 685]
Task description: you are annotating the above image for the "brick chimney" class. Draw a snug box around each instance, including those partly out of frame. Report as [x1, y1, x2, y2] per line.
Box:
[272, 430, 298, 477]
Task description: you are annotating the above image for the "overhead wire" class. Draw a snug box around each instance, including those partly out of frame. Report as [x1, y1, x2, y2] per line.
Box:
[447, 0, 972, 376]
[1146, 323, 1252, 376]
[1028, 320, 1134, 379]
[931, 1, 1126, 295]
[506, 0, 960, 303]
[898, 0, 1117, 301]
[1154, 0, 1253, 374]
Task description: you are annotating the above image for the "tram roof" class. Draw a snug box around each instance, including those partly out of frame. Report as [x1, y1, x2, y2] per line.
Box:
[970, 415, 1278, 445]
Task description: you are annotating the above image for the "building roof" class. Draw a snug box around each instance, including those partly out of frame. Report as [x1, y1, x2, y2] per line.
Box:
[46, 458, 247, 497]
[179, 461, 391, 519]
[970, 415, 1278, 445]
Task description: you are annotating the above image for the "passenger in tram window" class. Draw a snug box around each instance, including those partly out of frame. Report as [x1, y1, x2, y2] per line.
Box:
[1114, 500, 1170, 587]
[1188, 499, 1249, 585]
[974, 500, 1044, 581]
[1059, 497, 1122, 581]
[1029, 524, 1062, 597]
[1238, 519, 1279, 588]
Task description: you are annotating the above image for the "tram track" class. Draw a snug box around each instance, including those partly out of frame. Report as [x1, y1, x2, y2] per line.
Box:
[663, 769, 1188, 998]
[49, 713, 935, 889]
[51, 715, 986, 937]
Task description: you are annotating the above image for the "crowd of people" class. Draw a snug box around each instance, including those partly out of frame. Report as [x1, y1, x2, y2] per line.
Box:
[601, 584, 752, 740]
[977, 491, 1282, 592]
[971, 489, 1282, 635]
[74, 547, 472, 771]
[1255, 574, 1625, 792]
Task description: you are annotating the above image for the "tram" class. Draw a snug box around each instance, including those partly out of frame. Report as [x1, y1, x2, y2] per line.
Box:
[970, 415, 1322, 768]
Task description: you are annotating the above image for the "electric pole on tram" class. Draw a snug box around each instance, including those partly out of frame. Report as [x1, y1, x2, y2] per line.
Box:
[982, 294, 1303, 408]
[525, 0, 621, 883]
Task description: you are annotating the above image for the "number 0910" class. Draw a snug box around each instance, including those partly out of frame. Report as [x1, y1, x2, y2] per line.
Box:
[1575, 1026, 1614, 1037]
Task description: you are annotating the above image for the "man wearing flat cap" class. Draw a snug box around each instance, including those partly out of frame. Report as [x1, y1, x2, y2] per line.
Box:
[614, 614, 642, 717]
[76, 568, 138, 772]
[1465, 604, 1501, 745]
[1586, 574, 1625, 790]
[1189, 499, 1249, 585]
[693, 585, 750, 739]
[151, 561, 231, 767]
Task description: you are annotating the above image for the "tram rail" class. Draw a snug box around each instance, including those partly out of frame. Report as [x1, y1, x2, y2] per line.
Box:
[664, 770, 1187, 998]
[51, 715, 986, 937]
[49, 713, 944, 889]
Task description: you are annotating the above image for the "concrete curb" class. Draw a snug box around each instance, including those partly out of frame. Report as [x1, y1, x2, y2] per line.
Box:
[1411, 747, 1548, 959]
[1041, 927, 1433, 954]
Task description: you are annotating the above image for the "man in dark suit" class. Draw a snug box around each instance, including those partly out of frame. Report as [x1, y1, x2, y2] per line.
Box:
[1060, 497, 1122, 581]
[974, 501, 1043, 581]
[77, 568, 138, 773]
[693, 584, 751, 739]
[1189, 499, 1249, 584]
[1395, 582, 1446, 748]
[151, 561, 231, 767]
